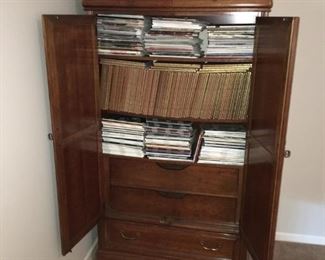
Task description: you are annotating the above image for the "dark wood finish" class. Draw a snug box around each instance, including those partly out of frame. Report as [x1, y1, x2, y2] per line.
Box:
[102, 153, 111, 220]
[98, 249, 245, 260]
[83, 0, 273, 12]
[98, 250, 169, 260]
[97, 11, 264, 24]
[42, 15, 102, 255]
[239, 238, 249, 260]
[242, 17, 299, 260]
[42, 6, 299, 260]
[99, 54, 253, 64]
[109, 186, 238, 224]
[104, 153, 245, 168]
[103, 110, 248, 124]
[107, 209, 239, 234]
[100, 219, 239, 259]
[109, 157, 240, 197]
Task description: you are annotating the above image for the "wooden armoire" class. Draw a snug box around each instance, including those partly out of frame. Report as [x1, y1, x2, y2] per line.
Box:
[42, 0, 299, 259]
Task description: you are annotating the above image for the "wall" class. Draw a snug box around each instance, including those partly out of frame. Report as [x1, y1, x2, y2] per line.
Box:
[272, 0, 325, 245]
[0, 1, 97, 259]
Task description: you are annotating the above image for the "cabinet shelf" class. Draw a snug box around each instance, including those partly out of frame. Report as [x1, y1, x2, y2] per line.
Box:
[102, 110, 248, 124]
[99, 54, 253, 64]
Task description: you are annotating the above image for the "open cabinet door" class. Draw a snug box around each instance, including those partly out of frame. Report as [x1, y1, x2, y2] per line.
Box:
[242, 17, 299, 260]
[43, 16, 102, 255]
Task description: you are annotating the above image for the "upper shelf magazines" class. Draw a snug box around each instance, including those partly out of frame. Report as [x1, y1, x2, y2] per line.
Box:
[205, 25, 255, 57]
[96, 15, 255, 58]
[144, 17, 205, 58]
[97, 14, 150, 56]
[198, 124, 247, 165]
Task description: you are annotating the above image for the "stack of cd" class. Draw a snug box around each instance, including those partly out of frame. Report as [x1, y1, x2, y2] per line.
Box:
[97, 14, 149, 56]
[198, 124, 246, 165]
[144, 17, 205, 58]
[102, 117, 145, 158]
[205, 25, 255, 57]
[144, 119, 195, 161]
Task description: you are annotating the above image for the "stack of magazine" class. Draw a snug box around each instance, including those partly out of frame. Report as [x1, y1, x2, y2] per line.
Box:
[100, 60, 252, 120]
[102, 117, 145, 157]
[97, 14, 149, 56]
[144, 17, 205, 58]
[205, 25, 255, 57]
[198, 124, 246, 165]
[144, 119, 195, 161]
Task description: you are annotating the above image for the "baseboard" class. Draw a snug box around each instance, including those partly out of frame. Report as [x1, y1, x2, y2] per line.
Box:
[276, 232, 325, 245]
[84, 238, 98, 260]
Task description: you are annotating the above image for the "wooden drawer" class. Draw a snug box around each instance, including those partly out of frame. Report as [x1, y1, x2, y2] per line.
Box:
[97, 250, 168, 260]
[110, 186, 237, 224]
[110, 157, 240, 198]
[101, 219, 238, 260]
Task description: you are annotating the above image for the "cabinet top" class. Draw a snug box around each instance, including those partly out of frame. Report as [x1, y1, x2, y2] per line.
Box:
[82, 0, 273, 13]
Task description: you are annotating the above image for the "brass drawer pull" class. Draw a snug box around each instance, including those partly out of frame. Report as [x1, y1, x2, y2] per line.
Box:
[156, 162, 190, 171]
[200, 240, 222, 252]
[158, 191, 186, 199]
[120, 231, 139, 240]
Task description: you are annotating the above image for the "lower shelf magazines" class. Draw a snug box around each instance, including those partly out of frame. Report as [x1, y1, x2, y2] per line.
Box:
[197, 124, 246, 165]
[102, 116, 246, 166]
[144, 119, 197, 162]
[102, 116, 145, 158]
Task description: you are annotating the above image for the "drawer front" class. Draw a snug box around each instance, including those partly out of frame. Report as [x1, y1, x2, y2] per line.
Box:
[98, 250, 168, 260]
[110, 158, 240, 197]
[110, 186, 237, 224]
[102, 219, 237, 260]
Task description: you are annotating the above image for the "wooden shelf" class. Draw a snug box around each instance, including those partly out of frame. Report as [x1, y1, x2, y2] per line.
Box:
[83, 0, 272, 14]
[102, 110, 248, 124]
[99, 54, 253, 64]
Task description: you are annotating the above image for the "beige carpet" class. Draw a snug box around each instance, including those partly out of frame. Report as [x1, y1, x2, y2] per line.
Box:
[273, 241, 325, 260]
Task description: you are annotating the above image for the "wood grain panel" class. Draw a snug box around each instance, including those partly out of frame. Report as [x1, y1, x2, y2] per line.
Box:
[101, 219, 238, 259]
[242, 17, 299, 260]
[109, 157, 240, 197]
[109, 186, 237, 224]
[98, 250, 169, 260]
[61, 133, 100, 242]
[43, 15, 102, 254]
[83, 0, 272, 11]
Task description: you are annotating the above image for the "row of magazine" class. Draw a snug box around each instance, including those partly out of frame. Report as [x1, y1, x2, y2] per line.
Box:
[102, 116, 246, 165]
[97, 14, 255, 58]
[100, 59, 252, 120]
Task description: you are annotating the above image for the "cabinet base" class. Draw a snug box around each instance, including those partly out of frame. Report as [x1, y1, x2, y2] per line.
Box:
[97, 250, 175, 260]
